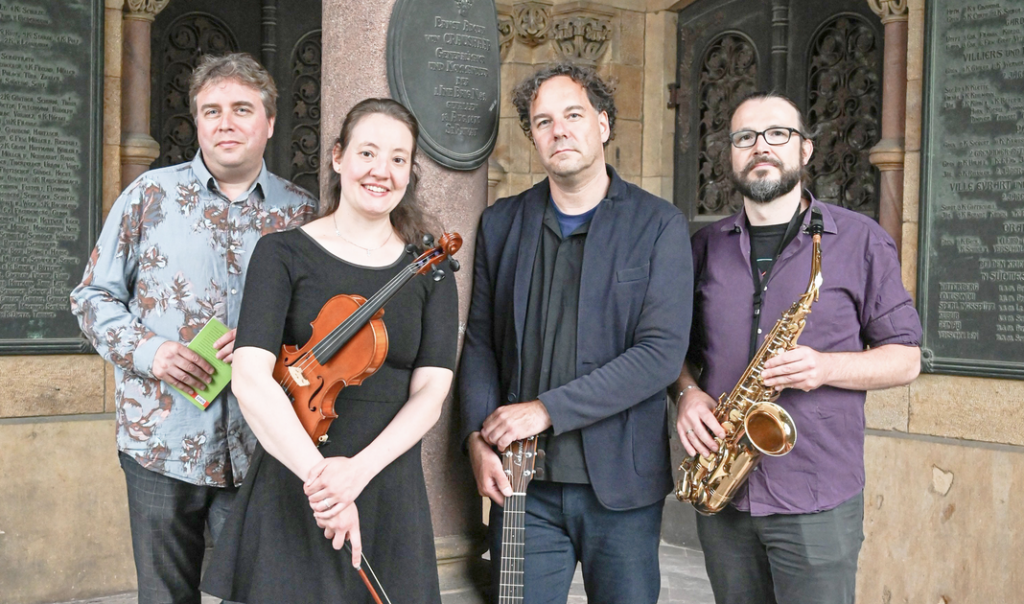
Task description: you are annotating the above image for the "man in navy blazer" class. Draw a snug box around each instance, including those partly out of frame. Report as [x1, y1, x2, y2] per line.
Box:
[459, 63, 693, 603]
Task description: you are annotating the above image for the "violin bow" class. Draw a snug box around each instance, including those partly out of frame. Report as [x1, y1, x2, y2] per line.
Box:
[344, 542, 393, 604]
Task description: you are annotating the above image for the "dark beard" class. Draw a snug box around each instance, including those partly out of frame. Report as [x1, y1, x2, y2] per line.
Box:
[730, 157, 802, 203]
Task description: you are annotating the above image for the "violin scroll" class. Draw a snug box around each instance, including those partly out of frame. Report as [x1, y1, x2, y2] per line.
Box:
[412, 232, 463, 277]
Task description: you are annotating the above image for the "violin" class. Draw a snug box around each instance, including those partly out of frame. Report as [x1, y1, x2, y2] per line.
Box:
[273, 232, 462, 446]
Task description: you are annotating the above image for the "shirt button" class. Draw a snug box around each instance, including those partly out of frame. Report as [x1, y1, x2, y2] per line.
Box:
[758, 329, 762, 334]
[230, 288, 237, 295]
[507, 393, 516, 402]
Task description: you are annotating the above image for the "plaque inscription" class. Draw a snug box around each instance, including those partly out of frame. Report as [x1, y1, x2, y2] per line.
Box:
[919, 0, 1024, 377]
[0, 0, 101, 353]
[387, 0, 500, 170]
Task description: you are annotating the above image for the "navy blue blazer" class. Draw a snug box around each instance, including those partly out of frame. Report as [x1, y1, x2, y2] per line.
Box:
[458, 167, 693, 510]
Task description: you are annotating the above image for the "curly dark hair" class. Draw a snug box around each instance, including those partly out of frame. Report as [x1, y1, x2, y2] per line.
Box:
[511, 63, 617, 144]
[324, 98, 439, 247]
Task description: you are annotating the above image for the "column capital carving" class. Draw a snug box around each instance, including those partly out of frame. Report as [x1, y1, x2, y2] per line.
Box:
[512, 1, 553, 48]
[866, 0, 909, 24]
[124, 0, 170, 22]
[496, 3, 515, 60]
[551, 3, 614, 65]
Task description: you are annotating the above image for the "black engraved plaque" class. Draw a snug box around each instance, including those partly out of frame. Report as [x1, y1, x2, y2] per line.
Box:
[919, 0, 1024, 378]
[0, 0, 102, 354]
[387, 0, 500, 170]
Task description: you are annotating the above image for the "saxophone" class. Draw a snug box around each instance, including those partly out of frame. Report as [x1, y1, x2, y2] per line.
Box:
[676, 209, 824, 515]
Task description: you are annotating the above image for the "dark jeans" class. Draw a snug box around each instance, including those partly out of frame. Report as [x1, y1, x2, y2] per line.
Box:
[487, 481, 664, 604]
[696, 492, 865, 604]
[119, 452, 237, 604]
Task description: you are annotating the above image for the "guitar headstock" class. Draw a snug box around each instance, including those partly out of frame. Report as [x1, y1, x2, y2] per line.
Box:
[412, 232, 463, 278]
[501, 436, 538, 494]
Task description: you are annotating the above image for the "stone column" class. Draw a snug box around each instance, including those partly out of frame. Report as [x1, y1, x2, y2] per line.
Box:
[866, 0, 909, 251]
[120, 0, 170, 188]
[322, 2, 489, 602]
[104, 0, 126, 216]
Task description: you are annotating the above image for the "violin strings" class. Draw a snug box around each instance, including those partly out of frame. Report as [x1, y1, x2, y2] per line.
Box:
[297, 262, 419, 372]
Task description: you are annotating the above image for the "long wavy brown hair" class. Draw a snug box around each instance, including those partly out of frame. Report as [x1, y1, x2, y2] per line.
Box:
[323, 98, 439, 248]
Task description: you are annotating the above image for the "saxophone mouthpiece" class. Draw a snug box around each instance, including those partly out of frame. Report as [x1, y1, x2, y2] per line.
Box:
[809, 208, 824, 236]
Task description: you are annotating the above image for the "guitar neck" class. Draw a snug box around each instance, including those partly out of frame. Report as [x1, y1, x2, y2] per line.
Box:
[498, 492, 527, 604]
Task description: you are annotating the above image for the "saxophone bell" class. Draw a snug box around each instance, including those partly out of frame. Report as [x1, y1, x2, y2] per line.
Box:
[744, 402, 797, 457]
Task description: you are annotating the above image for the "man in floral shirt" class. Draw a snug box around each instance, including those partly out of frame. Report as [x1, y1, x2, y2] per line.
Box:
[71, 53, 316, 603]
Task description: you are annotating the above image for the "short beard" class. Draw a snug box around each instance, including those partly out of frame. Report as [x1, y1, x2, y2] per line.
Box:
[730, 157, 802, 204]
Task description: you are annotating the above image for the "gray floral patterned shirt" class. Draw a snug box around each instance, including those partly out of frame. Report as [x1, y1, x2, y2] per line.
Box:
[71, 152, 317, 487]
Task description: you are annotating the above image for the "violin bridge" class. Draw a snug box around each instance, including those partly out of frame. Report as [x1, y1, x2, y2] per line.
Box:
[288, 366, 310, 387]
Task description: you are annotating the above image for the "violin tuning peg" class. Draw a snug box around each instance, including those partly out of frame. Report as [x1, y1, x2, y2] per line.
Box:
[422, 233, 435, 248]
[449, 258, 460, 272]
[405, 243, 416, 255]
[431, 267, 445, 282]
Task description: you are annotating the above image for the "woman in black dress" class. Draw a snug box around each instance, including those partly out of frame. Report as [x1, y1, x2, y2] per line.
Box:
[202, 98, 458, 603]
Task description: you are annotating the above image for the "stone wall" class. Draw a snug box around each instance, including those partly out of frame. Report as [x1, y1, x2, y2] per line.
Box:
[0, 2, 135, 603]
[857, 1, 1024, 601]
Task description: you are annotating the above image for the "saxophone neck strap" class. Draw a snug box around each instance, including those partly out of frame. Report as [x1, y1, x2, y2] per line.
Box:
[747, 202, 807, 361]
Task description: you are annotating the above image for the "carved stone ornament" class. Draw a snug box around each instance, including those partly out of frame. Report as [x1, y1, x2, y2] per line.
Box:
[865, 0, 909, 24]
[125, 0, 171, 19]
[497, 4, 514, 60]
[513, 1, 553, 47]
[551, 7, 613, 65]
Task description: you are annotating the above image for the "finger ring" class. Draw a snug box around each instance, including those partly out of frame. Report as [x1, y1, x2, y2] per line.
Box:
[322, 499, 332, 511]
[685, 429, 694, 435]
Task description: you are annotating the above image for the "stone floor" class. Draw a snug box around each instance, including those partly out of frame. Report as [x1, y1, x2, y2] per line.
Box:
[53, 542, 714, 604]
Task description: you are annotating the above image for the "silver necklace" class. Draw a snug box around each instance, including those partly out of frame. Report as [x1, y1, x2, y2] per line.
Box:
[333, 211, 393, 256]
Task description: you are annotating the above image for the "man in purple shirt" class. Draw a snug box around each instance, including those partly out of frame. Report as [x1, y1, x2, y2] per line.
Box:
[674, 92, 922, 603]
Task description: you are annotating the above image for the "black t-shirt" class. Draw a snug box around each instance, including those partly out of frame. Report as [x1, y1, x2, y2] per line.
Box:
[236, 228, 459, 404]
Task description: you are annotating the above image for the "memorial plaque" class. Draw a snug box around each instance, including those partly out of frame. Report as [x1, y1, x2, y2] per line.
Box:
[919, 0, 1024, 378]
[387, 0, 500, 170]
[0, 0, 102, 354]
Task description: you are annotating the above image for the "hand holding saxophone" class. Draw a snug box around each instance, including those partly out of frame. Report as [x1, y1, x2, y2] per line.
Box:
[675, 386, 726, 458]
[760, 345, 831, 392]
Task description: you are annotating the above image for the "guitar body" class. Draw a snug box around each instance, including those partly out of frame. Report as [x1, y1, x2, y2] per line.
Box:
[272, 293, 388, 445]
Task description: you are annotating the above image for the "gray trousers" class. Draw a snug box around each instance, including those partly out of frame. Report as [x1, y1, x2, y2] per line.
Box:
[696, 492, 865, 604]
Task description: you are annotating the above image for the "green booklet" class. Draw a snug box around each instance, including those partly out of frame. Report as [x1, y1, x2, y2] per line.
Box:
[172, 318, 233, 410]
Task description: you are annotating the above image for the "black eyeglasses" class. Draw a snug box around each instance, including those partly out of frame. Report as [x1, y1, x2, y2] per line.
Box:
[729, 127, 803, 148]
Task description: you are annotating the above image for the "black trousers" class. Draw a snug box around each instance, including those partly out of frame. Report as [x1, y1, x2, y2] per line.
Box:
[696, 492, 865, 604]
[119, 452, 237, 604]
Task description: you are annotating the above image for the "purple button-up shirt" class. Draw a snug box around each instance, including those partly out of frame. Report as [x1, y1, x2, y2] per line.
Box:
[689, 195, 921, 515]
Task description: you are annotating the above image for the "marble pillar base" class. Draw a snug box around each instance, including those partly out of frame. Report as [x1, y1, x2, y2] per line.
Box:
[437, 534, 490, 604]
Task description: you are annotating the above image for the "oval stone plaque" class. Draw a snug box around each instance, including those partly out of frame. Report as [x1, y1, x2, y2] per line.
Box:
[387, 0, 500, 170]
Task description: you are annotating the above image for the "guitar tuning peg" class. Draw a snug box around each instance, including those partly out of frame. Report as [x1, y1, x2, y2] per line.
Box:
[431, 266, 445, 282]
[422, 233, 435, 248]
[448, 258, 460, 272]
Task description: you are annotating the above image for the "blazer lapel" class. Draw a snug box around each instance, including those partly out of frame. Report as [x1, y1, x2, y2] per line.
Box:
[513, 182, 547, 355]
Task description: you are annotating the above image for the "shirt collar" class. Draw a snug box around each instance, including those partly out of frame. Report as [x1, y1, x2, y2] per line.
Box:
[190, 149, 268, 201]
[721, 190, 839, 236]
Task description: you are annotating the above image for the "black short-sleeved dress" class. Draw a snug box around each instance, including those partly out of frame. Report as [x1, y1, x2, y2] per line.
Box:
[201, 228, 458, 604]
